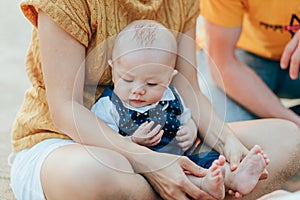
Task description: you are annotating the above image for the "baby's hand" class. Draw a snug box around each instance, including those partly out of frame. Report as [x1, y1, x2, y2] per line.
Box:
[175, 125, 197, 152]
[131, 121, 164, 147]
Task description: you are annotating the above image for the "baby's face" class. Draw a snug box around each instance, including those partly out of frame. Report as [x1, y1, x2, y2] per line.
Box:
[112, 50, 176, 108]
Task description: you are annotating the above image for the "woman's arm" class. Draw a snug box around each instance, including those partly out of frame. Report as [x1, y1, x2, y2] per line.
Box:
[38, 11, 214, 200]
[173, 26, 249, 170]
[203, 19, 300, 127]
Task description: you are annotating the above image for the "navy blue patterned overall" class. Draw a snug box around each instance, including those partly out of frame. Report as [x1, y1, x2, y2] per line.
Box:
[99, 85, 219, 168]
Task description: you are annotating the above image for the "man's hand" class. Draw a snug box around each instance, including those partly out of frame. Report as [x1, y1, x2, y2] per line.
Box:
[281, 30, 300, 80]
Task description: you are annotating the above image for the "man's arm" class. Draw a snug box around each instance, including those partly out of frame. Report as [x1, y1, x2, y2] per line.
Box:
[203, 19, 300, 126]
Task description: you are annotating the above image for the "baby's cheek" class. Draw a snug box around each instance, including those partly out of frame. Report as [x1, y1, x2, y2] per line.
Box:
[114, 87, 127, 100]
[150, 94, 163, 104]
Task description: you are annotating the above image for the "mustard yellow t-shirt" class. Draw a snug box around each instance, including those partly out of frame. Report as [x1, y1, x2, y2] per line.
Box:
[12, 0, 200, 152]
[200, 0, 300, 60]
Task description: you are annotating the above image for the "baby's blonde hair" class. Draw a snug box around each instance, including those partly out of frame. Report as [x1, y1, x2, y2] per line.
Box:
[112, 20, 177, 61]
[133, 23, 157, 46]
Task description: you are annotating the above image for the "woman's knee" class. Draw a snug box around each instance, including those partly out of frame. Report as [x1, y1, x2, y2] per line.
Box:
[259, 120, 300, 182]
[231, 119, 300, 150]
[275, 119, 300, 152]
[82, 145, 136, 173]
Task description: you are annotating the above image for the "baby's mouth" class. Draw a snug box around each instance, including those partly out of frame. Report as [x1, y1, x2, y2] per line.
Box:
[130, 99, 144, 103]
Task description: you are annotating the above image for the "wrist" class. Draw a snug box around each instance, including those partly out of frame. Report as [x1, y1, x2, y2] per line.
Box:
[265, 104, 300, 127]
[279, 108, 300, 127]
[127, 135, 136, 143]
[119, 137, 159, 172]
[214, 125, 237, 155]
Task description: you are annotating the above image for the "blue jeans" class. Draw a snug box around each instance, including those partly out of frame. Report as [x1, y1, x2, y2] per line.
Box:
[197, 49, 300, 122]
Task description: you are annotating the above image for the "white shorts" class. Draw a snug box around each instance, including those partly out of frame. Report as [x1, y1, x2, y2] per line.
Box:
[10, 138, 76, 200]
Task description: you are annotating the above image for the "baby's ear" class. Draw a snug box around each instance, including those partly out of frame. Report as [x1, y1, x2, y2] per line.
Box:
[172, 69, 178, 77]
[108, 59, 113, 67]
[168, 69, 178, 84]
[108, 59, 115, 83]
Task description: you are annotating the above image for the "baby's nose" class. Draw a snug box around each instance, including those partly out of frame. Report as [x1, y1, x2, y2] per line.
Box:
[132, 85, 146, 95]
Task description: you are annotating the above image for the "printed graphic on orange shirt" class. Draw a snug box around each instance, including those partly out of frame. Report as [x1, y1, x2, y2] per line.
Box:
[259, 14, 300, 38]
[285, 14, 300, 37]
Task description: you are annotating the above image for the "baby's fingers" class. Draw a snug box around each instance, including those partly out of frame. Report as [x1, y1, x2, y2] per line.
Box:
[147, 124, 162, 137]
[147, 130, 164, 146]
[142, 121, 156, 133]
[176, 126, 188, 136]
[135, 121, 151, 135]
[177, 141, 190, 151]
[228, 190, 242, 199]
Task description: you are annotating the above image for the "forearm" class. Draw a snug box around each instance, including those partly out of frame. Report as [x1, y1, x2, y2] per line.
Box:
[52, 100, 161, 173]
[174, 26, 240, 154]
[203, 19, 300, 126]
[174, 74, 237, 154]
[211, 58, 300, 125]
[194, 90, 228, 153]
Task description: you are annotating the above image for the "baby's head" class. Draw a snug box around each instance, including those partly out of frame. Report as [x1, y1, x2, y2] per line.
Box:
[110, 20, 178, 108]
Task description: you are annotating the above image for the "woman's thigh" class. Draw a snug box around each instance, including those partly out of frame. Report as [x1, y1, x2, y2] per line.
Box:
[10, 138, 76, 200]
[41, 144, 158, 200]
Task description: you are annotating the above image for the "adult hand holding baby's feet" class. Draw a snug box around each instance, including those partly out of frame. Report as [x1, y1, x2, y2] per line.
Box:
[222, 134, 249, 171]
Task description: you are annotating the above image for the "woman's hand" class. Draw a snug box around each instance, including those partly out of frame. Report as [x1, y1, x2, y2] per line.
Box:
[143, 154, 217, 200]
[131, 121, 164, 146]
[222, 134, 248, 171]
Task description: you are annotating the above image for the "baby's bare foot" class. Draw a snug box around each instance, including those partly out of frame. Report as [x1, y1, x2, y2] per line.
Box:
[226, 145, 269, 195]
[189, 155, 225, 200]
[259, 150, 270, 180]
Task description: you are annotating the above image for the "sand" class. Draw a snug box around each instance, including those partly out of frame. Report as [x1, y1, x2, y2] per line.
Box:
[0, 1, 31, 199]
[0, 1, 299, 200]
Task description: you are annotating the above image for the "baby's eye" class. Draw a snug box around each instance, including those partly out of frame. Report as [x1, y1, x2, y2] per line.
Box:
[147, 83, 158, 87]
[122, 78, 133, 82]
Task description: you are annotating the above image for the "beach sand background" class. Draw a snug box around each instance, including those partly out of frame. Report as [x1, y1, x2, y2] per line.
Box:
[0, 1, 31, 199]
[0, 1, 299, 199]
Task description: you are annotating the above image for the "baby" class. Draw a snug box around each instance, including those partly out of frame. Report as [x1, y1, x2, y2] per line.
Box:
[91, 20, 269, 199]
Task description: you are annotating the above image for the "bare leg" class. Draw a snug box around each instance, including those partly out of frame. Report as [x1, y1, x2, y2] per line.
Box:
[257, 190, 292, 200]
[225, 145, 269, 197]
[225, 119, 300, 200]
[41, 144, 158, 200]
[258, 190, 300, 200]
[188, 155, 226, 200]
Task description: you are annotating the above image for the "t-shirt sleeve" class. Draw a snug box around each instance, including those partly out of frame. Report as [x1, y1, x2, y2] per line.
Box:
[200, 0, 245, 27]
[182, 0, 200, 32]
[20, 0, 92, 47]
